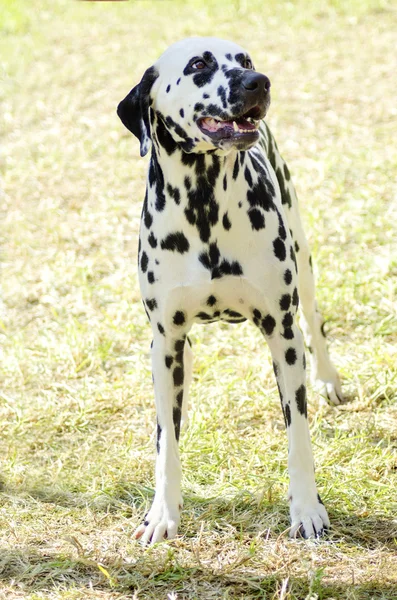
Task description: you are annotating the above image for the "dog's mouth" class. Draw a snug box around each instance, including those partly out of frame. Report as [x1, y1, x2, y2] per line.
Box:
[197, 105, 263, 142]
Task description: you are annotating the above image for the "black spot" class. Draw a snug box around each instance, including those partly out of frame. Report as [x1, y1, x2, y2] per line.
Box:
[285, 348, 297, 365]
[217, 85, 227, 109]
[253, 309, 262, 320]
[273, 238, 286, 261]
[173, 366, 184, 387]
[148, 232, 157, 248]
[203, 93, 209, 99]
[309, 255, 313, 270]
[156, 117, 177, 155]
[176, 390, 183, 408]
[295, 385, 307, 416]
[225, 53, 232, 61]
[207, 295, 217, 306]
[179, 108, 184, 118]
[248, 208, 265, 230]
[282, 312, 293, 328]
[165, 355, 173, 369]
[173, 311, 186, 326]
[142, 193, 153, 229]
[206, 103, 228, 120]
[209, 241, 220, 266]
[223, 174, 227, 191]
[320, 322, 327, 338]
[292, 287, 299, 308]
[284, 403, 292, 427]
[223, 309, 243, 318]
[167, 183, 181, 205]
[175, 339, 185, 353]
[198, 251, 211, 270]
[212, 259, 243, 279]
[284, 163, 291, 181]
[156, 422, 162, 453]
[276, 166, 292, 208]
[261, 314, 276, 336]
[176, 78, 181, 85]
[166, 84, 171, 93]
[233, 155, 240, 180]
[196, 311, 212, 320]
[303, 353, 306, 369]
[234, 52, 246, 66]
[279, 294, 291, 311]
[161, 232, 190, 253]
[222, 212, 232, 230]
[173, 406, 181, 441]
[246, 154, 276, 212]
[146, 297, 157, 311]
[276, 209, 287, 240]
[282, 328, 294, 340]
[284, 269, 293, 285]
[194, 102, 205, 113]
[290, 246, 298, 272]
[295, 241, 300, 253]
[141, 251, 149, 273]
[207, 155, 221, 187]
[244, 166, 253, 187]
[157, 322, 165, 335]
[148, 271, 155, 284]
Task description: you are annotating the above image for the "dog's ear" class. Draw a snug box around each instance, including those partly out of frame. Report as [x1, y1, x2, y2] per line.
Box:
[117, 66, 158, 157]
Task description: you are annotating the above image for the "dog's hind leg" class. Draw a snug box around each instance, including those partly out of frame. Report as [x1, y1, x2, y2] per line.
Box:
[284, 200, 343, 405]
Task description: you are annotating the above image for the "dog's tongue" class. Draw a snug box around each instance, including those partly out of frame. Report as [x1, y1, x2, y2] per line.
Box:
[200, 117, 256, 133]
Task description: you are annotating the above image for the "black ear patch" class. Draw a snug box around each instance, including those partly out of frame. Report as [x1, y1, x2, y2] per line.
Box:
[117, 66, 159, 157]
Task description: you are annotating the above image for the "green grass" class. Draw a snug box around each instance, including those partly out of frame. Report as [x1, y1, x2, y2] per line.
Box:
[1, 0, 397, 597]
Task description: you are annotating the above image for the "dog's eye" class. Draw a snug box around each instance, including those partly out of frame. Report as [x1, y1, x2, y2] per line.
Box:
[244, 58, 253, 70]
[191, 59, 207, 70]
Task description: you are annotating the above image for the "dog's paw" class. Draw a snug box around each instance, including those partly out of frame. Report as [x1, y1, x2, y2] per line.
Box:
[313, 371, 344, 406]
[134, 498, 182, 546]
[289, 494, 330, 539]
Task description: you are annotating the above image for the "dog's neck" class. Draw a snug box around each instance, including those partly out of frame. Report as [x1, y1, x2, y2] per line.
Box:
[149, 140, 245, 197]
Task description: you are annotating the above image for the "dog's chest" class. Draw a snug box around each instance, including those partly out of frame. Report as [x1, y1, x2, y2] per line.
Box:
[138, 146, 291, 319]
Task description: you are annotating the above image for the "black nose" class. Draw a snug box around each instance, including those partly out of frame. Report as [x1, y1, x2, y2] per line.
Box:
[242, 72, 271, 94]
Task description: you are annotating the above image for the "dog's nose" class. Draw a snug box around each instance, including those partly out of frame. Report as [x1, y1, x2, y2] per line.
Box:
[242, 72, 271, 94]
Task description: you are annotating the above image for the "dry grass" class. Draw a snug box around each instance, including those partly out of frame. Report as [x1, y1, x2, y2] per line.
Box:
[1, 0, 397, 598]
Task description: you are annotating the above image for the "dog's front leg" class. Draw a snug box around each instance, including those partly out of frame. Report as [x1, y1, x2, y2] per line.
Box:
[134, 333, 189, 545]
[268, 324, 330, 538]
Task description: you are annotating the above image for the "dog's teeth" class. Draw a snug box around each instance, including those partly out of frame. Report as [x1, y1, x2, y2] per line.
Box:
[233, 121, 239, 132]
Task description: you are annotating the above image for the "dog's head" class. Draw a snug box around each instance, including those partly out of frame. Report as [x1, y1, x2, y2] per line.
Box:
[118, 37, 271, 156]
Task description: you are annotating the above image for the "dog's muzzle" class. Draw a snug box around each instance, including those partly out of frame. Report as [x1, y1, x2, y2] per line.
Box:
[198, 71, 271, 149]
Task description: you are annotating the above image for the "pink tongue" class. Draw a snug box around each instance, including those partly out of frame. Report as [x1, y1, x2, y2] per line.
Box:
[201, 117, 255, 132]
[201, 118, 233, 132]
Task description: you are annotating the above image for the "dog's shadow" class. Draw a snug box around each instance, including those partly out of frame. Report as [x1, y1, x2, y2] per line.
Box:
[1, 482, 396, 596]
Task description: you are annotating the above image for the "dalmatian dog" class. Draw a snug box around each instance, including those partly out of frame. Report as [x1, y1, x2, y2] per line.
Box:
[117, 37, 343, 545]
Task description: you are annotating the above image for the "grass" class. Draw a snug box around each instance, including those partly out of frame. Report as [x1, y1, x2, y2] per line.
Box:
[1, 0, 397, 597]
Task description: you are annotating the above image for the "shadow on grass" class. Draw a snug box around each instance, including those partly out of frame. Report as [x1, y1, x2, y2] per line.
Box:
[0, 543, 396, 599]
[3, 480, 397, 551]
[1, 482, 396, 597]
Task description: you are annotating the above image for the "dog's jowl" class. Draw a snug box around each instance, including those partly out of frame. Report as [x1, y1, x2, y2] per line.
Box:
[118, 37, 343, 545]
